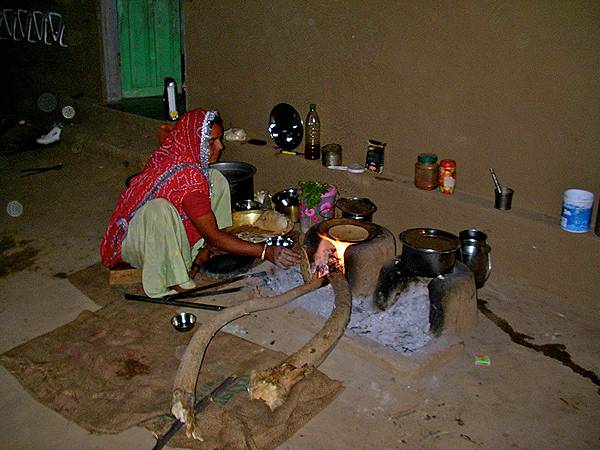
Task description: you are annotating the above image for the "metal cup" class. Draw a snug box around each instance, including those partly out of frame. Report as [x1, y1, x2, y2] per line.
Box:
[494, 187, 514, 210]
[458, 229, 492, 289]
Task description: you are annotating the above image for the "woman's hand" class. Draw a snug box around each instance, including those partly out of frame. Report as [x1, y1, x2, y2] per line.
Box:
[266, 245, 301, 269]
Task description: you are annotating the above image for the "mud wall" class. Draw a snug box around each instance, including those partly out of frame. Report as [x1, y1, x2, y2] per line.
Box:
[0, 0, 103, 114]
[183, 0, 600, 218]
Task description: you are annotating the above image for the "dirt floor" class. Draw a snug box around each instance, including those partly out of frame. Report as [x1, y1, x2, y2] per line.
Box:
[0, 104, 599, 449]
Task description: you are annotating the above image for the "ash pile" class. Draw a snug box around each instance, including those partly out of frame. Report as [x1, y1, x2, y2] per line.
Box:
[262, 266, 432, 354]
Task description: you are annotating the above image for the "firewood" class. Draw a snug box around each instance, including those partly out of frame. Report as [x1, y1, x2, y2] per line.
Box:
[249, 272, 352, 411]
[171, 275, 325, 440]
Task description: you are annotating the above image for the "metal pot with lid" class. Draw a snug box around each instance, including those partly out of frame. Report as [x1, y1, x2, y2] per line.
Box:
[336, 197, 377, 221]
[399, 228, 460, 277]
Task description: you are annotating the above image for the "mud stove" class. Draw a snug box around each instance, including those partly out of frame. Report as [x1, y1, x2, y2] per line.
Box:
[296, 218, 478, 352]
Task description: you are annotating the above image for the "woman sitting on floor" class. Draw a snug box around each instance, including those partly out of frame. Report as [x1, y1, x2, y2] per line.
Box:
[100, 108, 299, 298]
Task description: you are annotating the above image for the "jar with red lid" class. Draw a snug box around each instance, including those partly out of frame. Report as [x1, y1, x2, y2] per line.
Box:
[438, 159, 456, 194]
[414, 153, 438, 190]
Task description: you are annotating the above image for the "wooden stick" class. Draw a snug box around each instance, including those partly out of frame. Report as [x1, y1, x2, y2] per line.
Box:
[171, 276, 325, 440]
[248, 272, 352, 410]
[153, 376, 237, 450]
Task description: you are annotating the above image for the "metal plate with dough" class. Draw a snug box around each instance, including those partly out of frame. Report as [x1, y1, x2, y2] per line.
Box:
[328, 224, 369, 242]
[224, 210, 293, 243]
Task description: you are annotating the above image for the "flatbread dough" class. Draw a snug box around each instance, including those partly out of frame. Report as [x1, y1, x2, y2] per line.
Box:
[328, 224, 369, 242]
[252, 210, 289, 233]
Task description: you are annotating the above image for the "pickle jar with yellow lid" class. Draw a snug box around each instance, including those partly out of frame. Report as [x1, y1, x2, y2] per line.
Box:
[414, 153, 438, 190]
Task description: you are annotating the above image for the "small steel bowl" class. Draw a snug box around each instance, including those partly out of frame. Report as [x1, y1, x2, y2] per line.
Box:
[171, 312, 197, 332]
[266, 235, 294, 248]
[234, 199, 261, 211]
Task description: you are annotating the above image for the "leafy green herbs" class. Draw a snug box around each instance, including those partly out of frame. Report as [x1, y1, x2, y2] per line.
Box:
[298, 180, 329, 210]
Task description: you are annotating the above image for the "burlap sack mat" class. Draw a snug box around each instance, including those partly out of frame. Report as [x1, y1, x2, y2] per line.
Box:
[0, 263, 343, 449]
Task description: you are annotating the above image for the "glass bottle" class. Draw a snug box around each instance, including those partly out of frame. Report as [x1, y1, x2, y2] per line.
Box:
[304, 103, 320, 160]
[414, 153, 438, 190]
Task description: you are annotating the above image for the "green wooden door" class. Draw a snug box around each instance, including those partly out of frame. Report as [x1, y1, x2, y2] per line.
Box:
[118, 0, 182, 97]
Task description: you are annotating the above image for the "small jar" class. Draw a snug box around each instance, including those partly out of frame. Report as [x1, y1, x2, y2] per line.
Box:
[414, 153, 438, 190]
[438, 159, 456, 194]
[322, 143, 342, 167]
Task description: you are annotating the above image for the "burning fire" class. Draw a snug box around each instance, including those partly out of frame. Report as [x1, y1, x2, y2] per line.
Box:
[314, 233, 354, 277]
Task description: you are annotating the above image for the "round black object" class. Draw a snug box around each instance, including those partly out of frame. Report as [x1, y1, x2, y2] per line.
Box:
[210, 161, 257, 207]
[199, 254, 256, 279]
[268, 103, 304, 150]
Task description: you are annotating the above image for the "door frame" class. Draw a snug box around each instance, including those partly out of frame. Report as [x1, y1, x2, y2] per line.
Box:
[99, 0, 185, 103]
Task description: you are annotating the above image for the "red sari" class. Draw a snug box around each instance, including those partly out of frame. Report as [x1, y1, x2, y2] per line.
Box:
[100, 109, 217, 268]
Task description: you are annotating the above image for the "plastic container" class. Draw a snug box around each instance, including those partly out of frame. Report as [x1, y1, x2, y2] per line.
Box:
[560, 189, 594, 233]
[438, 159, 456, 194]
[414, 153, 438, 190]
[304, 103, 321, 160]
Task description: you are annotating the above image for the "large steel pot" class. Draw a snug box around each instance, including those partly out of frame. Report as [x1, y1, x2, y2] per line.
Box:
[210, 161, 256, 207]
[399, 228, 460, 277]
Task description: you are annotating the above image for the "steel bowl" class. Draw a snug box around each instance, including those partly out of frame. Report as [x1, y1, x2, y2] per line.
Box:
[171, 312, 197, 332]
[272, 187, 300, 222]
[234, 199, 261, 211]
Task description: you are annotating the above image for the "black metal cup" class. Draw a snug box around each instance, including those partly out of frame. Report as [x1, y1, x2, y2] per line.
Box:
[494, 187, 514, 210]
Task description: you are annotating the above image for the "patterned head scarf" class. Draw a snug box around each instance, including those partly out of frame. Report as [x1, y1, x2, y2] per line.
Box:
[100, 108, 219, 267]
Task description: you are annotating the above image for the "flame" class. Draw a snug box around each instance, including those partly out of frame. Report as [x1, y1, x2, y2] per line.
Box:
[316, 232, 354, 275]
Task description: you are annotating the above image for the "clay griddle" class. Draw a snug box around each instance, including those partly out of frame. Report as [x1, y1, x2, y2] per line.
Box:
[317, 218, 380, 243]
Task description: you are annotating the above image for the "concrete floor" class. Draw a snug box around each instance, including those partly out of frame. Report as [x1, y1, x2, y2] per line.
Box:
[0, 103, 599, 449]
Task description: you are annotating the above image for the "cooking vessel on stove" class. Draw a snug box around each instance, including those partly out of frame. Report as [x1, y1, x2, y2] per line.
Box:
[399, 228, 460, 277]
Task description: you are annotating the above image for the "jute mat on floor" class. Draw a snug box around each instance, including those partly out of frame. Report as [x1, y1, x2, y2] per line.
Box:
[0, 263, 343, 449]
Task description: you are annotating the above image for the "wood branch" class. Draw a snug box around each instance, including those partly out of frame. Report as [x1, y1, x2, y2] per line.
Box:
[171, 275, 325, 440]
[248, 271, 352, 411]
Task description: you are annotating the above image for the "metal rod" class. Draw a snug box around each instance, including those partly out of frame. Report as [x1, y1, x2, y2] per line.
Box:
[124, 293, 229, 311]
[489, 168, 502, 193]
[169, 270, 267, 299]
[151, 375, 238, 450]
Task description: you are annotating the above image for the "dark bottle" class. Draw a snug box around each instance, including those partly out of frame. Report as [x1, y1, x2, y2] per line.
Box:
[304, 103, 320, 160]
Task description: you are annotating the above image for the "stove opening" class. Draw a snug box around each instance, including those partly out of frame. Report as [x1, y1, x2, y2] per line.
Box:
[313, 232, 355, 277]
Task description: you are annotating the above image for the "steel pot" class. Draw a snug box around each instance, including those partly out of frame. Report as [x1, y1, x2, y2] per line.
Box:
[336, 197, 377, 221]
[210, 161, 256, 207]
[399, 228, 460, 277]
